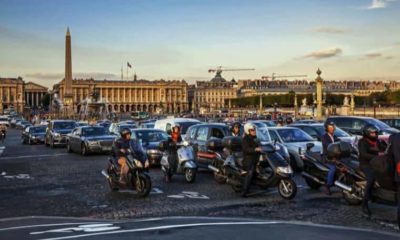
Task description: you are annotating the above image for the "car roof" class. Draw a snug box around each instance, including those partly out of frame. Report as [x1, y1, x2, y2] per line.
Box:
[267, 127, 299, 130]
[291, 123, 323, 127]
[132, 128, 164, 132]
[51, 120, 76, 122]
[327, 116, 372, 120]
[190, 123, 228, 127]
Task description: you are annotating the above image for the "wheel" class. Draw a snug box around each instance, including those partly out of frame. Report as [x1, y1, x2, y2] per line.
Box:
[66, 142, 72, 153]
[81, 143, 88, 156]
[107, 178, 119, 192]
[304, 177, 322, 190]
[278, 179, 297, 200]
[342, 175, 362, 205]
[185, 168, 197, 183]
[135, 174, 152, 197]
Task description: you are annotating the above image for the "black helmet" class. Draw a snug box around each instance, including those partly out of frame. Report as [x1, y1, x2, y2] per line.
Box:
[324, 121, 336, 131]
[277, 117, 284, 124]
[230, 122, 241, 131]
[286, 117, 293, 125]
[362, 124, 378, 140]
[120, 128, 132, 138]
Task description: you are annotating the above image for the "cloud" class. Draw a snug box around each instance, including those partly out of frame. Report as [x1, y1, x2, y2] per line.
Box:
[312, 27, 347, 34]
[367, 0, 396, 9]
[385, 56, 395, 60]
[302, 48, 343, 59]
[364, 53, 382, 58]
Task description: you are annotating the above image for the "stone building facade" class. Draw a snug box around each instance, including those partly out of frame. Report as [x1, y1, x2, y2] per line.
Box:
[24, 82, 48, 108]
[0, 77, 25, 113]
[52, 78, 188, 114]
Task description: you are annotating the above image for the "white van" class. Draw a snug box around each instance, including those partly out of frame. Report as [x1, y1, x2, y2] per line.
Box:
[154, 118, 201, 138]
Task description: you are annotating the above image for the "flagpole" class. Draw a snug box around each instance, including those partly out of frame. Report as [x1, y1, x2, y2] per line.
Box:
[126, 63, 128, 81]
[121, 65, 123, 80]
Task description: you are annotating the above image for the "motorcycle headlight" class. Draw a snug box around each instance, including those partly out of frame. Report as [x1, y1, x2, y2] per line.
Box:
[134, 159, 143, 168]
[276, 166, 293, 174]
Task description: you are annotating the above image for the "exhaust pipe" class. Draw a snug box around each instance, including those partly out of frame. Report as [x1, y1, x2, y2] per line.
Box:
[208, 165, 220, 173]
[301, 172, 325, 185]
[334, 180, 352, 192]
[101, 169, 110, 179]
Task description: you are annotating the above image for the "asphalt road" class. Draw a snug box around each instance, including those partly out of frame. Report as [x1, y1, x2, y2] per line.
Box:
[0, 128, 399, 237]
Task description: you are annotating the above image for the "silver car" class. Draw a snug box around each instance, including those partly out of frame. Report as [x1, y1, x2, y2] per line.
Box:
[268, 127, 322, 171]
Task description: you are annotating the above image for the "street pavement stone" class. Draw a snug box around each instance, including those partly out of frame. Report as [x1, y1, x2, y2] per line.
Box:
[0, 129, 399, 235]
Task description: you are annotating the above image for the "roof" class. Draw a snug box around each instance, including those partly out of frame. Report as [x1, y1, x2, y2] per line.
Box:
[327, 116, 373, 119]
[267, 127, 298, 130]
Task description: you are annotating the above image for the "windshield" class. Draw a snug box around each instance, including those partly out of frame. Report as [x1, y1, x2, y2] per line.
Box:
[118, 124, 137, 131]
[178, 122, 201, 134]
[134, 130, 169, 143]
[82, 127, 107, 136]
[277, 128, 314, 143]
[366, 119, 390, 129]
[262, 121, 276, 127]
[314, 126, 350, 138]
[30, 126, 46, 133]
[54, 122, 76, 129]
[256, 127, 272, 142]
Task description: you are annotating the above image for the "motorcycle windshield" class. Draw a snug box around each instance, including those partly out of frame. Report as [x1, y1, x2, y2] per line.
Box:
[177, 146, 194, 162]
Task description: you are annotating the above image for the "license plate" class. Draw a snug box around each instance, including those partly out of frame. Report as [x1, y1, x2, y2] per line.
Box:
[103, 147, 112, 151]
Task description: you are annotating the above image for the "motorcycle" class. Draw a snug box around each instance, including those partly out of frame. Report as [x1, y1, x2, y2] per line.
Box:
[301, 141, 396, 206]
[159, 139, 198, 183]
[101, 144, 152, 197]
[207, 136, 297, 200]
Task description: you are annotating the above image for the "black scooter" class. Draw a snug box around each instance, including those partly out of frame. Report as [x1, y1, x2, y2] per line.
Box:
[101, 144, 152, 197]
[207, 136, 297, 200]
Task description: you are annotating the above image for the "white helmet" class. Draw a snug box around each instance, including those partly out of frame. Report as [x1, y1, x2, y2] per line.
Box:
[244, 122, 256, 135]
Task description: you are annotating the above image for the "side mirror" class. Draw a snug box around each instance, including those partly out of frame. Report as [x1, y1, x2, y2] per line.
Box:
[306, 143, 315, 151]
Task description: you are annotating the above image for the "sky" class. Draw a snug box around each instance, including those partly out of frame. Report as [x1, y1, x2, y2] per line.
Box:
[0, 0, 399, 88]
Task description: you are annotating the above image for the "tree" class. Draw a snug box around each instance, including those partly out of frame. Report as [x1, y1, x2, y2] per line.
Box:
[41, 93, 51, 107]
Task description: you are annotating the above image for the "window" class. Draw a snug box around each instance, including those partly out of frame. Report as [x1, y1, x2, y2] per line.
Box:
[352, 119, 366, 130]
[166, 123, 172, 133]
[195, 126, 209, 141]
[210, 128, 224, 139]
[188, 127, 197, 140]
[330, 118, 351, 128]
[268, 130, 280, 142]
[302, 127, 318, 138]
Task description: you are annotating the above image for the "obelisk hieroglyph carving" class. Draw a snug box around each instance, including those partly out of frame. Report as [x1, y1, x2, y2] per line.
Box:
[63, 27, 74, 114]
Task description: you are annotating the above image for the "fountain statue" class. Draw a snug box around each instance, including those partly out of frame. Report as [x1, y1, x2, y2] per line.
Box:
[78, 90, 111, 120]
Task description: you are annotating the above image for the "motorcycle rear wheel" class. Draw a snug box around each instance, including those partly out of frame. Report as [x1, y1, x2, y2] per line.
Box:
[304, 177, 322, 190]
[135, 174, 152, 197]
[278, 179, 297, 200]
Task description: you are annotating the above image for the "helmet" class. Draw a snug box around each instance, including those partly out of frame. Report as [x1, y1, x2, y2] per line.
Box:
[244, 122, 256, 135]
[362, 124, 378, 140]
[277, 117, 284, 124]
[120, 128, 132, 138]
[286, 117, 293, 125]
[230, 122, 241, 131]
[324, 121, 336, 131]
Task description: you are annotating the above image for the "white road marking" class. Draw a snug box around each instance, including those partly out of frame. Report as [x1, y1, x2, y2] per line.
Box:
[2, 173, 32, 180]
[30, 223, 120, 235]
[167, 191, 209, 199]
[150, 187, 164, 194]
[0, 222, 103, 232]
[0, 153, 69, 160]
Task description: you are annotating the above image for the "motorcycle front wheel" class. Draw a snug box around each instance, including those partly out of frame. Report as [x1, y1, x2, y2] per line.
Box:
[185, 168, 197, 183]
[135, 174, 152, 197]
[278, 179, 297, 200]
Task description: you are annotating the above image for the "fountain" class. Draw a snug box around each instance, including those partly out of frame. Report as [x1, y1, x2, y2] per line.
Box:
[78, 90, 112, 121]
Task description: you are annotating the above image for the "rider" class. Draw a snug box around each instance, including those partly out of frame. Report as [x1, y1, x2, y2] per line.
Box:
[277, 117, 284, 127]
[242, 122, 262, 197]
[321, 121, 340, 195]
[113, 128, 147, 184]
[170, 123, 182, 143]
[358, 124, 385, 216]
[286, 117, 293, 125]
[230, 122, 242, 137]
[0, 124, 7, 139]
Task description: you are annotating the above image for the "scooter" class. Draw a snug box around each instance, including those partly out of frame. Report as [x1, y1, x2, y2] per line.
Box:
[159, 139, 198, 183]
[101, 144, 152, 197]
[207, 136, 297, 200]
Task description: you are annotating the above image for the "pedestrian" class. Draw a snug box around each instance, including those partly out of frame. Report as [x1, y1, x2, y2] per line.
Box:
[386, 133, 400, 229]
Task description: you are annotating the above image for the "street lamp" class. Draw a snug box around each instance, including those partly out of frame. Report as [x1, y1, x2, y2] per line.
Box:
[373, 98, 377, 118]
[273, 102, 278, 119]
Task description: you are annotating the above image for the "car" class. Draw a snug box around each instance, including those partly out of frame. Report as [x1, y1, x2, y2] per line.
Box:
[109, 122, 137, 137]
[10, 117, 23, 128]
[326, 116, 399, 143]
[77, 121, 89, 127]
[96, 120, 111, 129]
[21, 125, 47, 144]
[267, 127, 322, 171]
[16, 120, 31, 130]
[247, 120, 277, 128]
[0, 116, 10, 127]
[295, 119, 318, 124]
[131, 129, 170, 166]
[45, 120, 77, 148]
[154, 118, 201, 139]
[139, 122, 155, 129]
[290, 123, 356, 144]
[66, 126, 116, 155]
[379, 118, 400, 130]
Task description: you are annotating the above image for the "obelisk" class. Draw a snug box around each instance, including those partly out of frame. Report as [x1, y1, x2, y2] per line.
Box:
[63, 27, 74, 115]
[315, 68, 323, 120]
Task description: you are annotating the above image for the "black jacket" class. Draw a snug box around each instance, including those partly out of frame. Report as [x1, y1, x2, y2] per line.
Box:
[242, 134, 260, 169]
[321, 133, 339, 156]
[388, 133, 400, 182]
[112, 138, 146, 162]
[358, 138, 385, 169]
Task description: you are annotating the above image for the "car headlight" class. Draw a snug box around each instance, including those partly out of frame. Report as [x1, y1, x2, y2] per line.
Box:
[88, 141, 99, 146]
[277, 166, 293, 174]
[147, 149, 160, 154]
[31, 135, 36, 139]
[53, 132, 60, 137]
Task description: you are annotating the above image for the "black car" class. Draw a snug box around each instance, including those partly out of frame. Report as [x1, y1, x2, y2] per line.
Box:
[326, 116, 399, 136]
[131, 129, 170, 166]
[290, 123, 356, 143]
[45, 120, 77, 148]
[67, 126, 116, 155]
[21, 125, 47, 145]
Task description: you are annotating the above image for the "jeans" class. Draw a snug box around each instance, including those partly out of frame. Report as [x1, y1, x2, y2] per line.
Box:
[326, 163, 336, 186]
[361, 167, 375, 201]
